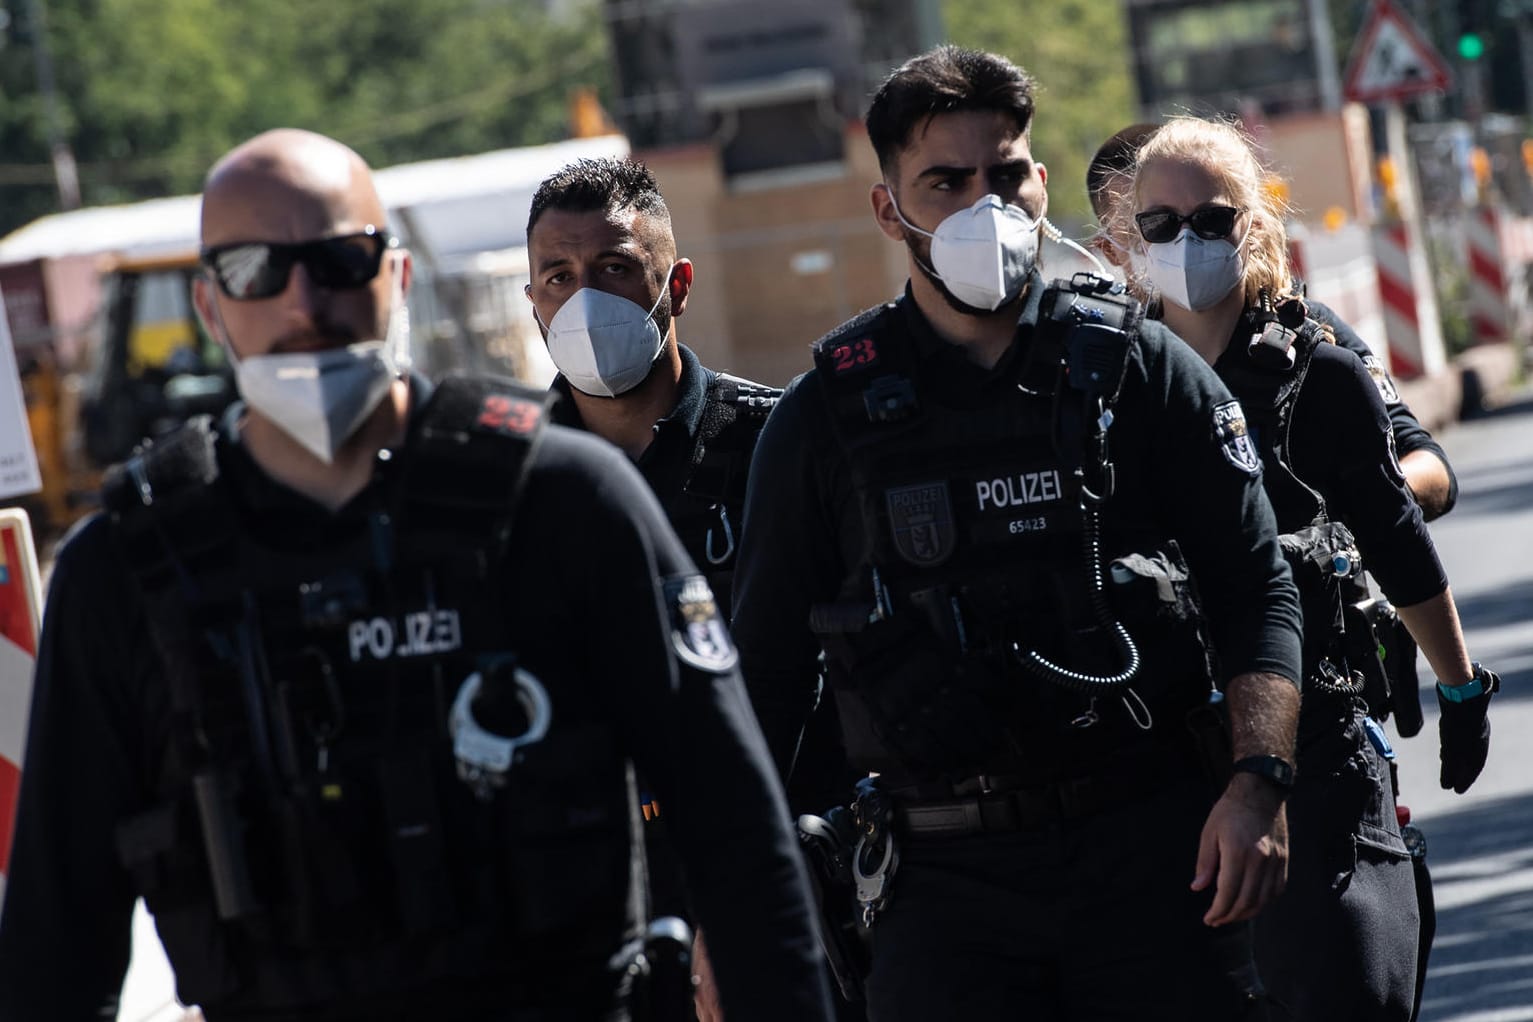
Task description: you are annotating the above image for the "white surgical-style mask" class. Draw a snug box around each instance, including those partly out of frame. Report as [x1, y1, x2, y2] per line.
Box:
[1143, 227, 1245, 311]
[889, 192, 1041, 311]
[224, 273, 410, 463]
[540, 277, 670, 398]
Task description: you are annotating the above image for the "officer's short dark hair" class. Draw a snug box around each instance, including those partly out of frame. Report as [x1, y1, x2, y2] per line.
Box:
[526, 157, 671, 240]
[1087, 123, 1160, 221]
[865, 46, 1037, 175]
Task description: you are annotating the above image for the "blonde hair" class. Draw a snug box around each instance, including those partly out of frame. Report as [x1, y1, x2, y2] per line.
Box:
[1105, 116, 1296, 307]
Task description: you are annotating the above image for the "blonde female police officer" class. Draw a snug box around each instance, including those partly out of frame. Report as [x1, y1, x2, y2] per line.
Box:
[1104, 115, 1496, 1022]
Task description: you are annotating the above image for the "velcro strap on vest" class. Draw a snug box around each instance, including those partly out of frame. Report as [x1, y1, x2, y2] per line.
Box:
[812, 303, 921, 435]
[105, 416, 235, 586]
[685, 372, 780, 505]
[398, 373, 549, 556]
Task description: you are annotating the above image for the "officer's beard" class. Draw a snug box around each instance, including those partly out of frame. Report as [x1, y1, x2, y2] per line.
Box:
[904, 233, 1034, 318]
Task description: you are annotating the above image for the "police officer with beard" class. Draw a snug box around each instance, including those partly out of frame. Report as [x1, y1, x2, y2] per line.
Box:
[727, 47, 1306, 1019]
[525, 156, 861, 1022]
[0, 129, 833, 1022]
[525, 158, 778, 630]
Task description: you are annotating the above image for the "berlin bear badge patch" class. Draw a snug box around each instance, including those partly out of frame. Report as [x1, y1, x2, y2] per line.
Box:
[1212, 400, 1261, 475]
[884, 481, 955, 566]
[663, 574, 738, 673]
[1361, 355, 1401, 406]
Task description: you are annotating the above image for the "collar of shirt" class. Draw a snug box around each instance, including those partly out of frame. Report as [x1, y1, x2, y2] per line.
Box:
[895, 269, 1046, 395]
[1212, 306, 1265, 377]
[549, 344, 711, 495]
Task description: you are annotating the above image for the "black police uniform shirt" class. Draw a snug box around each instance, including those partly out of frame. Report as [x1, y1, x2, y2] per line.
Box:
[0, 378, 834, 1022]
[551, 344, 767, 917]
[1211, 316, 1448, 611]
[1307, 299, 1458, 516]
[732, 273, 1304, 780]
[550, 343, 751, 616]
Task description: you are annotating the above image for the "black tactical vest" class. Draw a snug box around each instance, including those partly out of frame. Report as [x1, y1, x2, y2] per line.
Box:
[104, 376, 640, 1010]
[1218, 302, 1362, 693]
[658, 371, 779, 616]
[807, 290, 1217, 783]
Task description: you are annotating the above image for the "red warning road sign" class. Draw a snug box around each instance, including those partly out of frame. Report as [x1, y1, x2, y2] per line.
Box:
[1343, 0, 1452, 105]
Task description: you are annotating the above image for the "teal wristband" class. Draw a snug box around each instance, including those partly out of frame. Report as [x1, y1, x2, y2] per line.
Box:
[1438, 662, 1495, 703]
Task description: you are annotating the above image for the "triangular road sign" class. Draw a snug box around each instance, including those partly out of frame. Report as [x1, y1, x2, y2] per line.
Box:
[1343, 0, 1453, 104]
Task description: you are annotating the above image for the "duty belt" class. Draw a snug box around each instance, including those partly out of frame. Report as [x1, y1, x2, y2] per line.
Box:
[889, 744, 1199, 838]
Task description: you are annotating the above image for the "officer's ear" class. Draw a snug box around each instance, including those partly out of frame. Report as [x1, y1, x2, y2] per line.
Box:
[870, 182, 906, 243]
[393, 248, 413, 296]
[668, 259, 694, 320]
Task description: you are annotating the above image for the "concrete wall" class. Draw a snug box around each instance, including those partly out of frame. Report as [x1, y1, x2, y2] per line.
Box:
[1261, 104, 1376, 225]
[640, 121, 906, 386]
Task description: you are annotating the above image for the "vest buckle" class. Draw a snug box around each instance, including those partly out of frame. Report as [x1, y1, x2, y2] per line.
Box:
[863, 375, 918, 424]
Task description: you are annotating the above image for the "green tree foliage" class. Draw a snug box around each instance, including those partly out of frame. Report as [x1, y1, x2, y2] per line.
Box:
[943, 0, 1138, 227]
[0, 0, 610, 234]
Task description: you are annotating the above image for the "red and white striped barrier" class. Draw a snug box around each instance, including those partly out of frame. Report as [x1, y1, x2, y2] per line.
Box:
[1371, 222, 1447, 380]
[1465, 204, 1533, 344]
[0, 508, 42, 911]
[1290, 222, 1391, 362]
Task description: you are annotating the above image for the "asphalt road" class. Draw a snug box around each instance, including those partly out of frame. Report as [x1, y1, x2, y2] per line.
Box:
[1391, 390, 1533, 1022]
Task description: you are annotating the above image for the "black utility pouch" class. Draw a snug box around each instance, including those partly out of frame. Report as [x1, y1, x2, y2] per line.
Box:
[1107, 541, 1219, 688]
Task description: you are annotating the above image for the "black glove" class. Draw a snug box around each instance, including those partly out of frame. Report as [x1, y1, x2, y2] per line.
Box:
[1438, 666, 1498, 794]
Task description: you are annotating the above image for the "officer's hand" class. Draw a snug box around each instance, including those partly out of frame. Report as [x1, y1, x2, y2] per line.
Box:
[1439, 671, 1496, 794]
[693, 928, 724, 1022]
[1192, 774, 1288, 927]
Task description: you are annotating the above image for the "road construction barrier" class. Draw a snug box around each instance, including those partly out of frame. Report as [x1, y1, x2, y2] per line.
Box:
[1370, 221, 1448, 380]
[0, 507, 42, 910]
[1290, 222, 1390, 363]
[1465, 203, 1533, 345]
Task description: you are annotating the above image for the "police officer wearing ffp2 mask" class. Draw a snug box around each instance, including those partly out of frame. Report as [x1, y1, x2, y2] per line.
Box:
[0, 129, 832, 1022]
[730, 47, 1304, 1019]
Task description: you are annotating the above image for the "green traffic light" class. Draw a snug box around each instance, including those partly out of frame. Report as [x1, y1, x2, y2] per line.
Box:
[1459, 33, 1485, 60]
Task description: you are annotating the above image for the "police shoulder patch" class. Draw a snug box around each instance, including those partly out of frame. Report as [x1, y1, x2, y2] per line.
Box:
[1361, 355, 1401, 405]
[662, 574, 738, 674]
[476, 392, 544, 436]
[1212, 400, 1262, 476]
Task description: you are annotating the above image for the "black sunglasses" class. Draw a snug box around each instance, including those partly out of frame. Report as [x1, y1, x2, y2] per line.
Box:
[1134, 205, 1243, 245]
[201, 226, 397, 300]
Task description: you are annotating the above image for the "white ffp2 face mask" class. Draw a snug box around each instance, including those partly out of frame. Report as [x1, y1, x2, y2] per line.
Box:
[890, 192, 1041, 311]
[223, 270, 410, 463]
[233, 341, 397, 463]
[1143, 227, 1244, 311]
[540, 278, 670, 398]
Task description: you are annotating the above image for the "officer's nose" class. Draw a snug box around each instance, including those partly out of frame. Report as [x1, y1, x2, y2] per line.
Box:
[279, 261, 328, 324]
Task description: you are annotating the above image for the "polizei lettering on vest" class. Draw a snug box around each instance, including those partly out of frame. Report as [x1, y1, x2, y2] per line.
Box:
[347, 609, 464, 662]
[975, 469, 1063, 511]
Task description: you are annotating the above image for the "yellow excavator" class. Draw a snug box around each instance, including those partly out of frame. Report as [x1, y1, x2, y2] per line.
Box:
[78, 252, 234, 472]
[18, 251, 232, 538]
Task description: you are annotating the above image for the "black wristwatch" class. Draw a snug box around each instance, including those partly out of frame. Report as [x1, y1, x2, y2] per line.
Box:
[1232, 755, 1296, 792]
